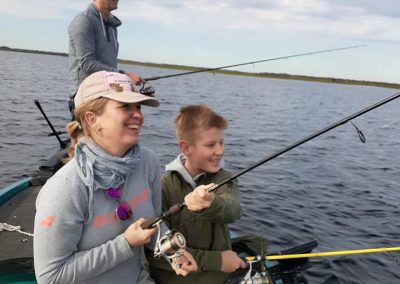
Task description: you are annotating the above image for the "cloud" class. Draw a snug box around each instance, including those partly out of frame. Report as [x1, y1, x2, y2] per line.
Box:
[117, 0, 400, 42]
[1, 0, 399, 43]
[0, 0, 84, 19]
[323, 0, 400, 19]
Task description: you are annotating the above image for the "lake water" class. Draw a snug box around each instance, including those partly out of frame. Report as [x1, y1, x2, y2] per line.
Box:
[1, 50, 399, 283]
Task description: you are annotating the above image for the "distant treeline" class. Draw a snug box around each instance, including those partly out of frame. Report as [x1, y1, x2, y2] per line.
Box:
[1, 46, 399, 90]
[0, 46, 68, 57]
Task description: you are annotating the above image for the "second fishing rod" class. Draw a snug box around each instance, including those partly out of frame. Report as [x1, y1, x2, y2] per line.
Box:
[138, 45, 366, 96]
[144, 45, 365, 82]
[141, 90, 400, 230]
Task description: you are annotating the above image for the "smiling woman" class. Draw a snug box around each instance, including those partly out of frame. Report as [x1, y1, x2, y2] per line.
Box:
[66, 71, 159, 158]
[91, 101, 144, 156]
[33, 71, 197, 283]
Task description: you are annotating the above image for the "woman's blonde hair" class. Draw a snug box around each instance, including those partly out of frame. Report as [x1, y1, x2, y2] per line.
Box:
[65, 97, 109, 160]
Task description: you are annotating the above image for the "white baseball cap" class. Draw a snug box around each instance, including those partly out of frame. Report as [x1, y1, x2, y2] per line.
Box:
[74, 71, 159, 108]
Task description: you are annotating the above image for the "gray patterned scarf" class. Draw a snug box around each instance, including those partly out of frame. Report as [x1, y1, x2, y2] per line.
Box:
[74, 137, 141, 220]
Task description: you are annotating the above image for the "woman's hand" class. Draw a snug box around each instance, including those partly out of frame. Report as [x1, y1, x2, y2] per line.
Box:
[184, 183, 215, 212]
[220, 250, 246, 273]
[123, 218, 157, 247]
[170, 249, 198, 276]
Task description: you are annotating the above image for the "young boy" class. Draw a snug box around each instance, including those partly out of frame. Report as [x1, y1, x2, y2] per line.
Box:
[147, 105, 245, 283]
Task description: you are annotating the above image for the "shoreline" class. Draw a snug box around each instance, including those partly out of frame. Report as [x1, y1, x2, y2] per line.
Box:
[2, 46, 399, 90]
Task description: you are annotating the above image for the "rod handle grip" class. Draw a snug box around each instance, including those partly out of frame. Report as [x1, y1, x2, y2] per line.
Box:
[141, 203, 185, 230]
[141, 216, 161, 230]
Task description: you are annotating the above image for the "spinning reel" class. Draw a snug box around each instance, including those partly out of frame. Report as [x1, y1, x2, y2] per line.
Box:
[241, 257, 272, 284]
[153, 221, 186, 262]
[139, 81, 156, 97]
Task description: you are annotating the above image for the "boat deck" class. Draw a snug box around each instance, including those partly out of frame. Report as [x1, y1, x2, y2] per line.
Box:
[0, 185, 41, 273]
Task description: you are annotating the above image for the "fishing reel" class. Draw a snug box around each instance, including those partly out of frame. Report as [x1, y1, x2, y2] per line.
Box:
[153, 221, 186, 261]
[139, 81, 156, 97]
[242, 272, 272, 284]
[240, 258, 273, 284]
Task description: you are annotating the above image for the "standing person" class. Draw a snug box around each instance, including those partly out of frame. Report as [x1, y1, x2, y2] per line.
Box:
[68, 0, 143, 117]
[146, 105, 246, 284]
[34, 71, 197, 284]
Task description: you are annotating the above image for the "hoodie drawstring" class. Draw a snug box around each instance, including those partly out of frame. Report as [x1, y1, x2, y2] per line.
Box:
[98, 9, 117, 49]
[98, 11, 107, 39]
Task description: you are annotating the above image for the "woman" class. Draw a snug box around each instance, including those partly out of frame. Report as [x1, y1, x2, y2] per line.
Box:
[34, 71, 196, 283]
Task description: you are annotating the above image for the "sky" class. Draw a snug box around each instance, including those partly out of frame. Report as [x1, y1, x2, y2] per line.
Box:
[1, 0, 399, 84]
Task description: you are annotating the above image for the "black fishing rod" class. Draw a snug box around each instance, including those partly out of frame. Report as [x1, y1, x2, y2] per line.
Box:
[144, 45, 366, 82]
[34, 99, 67, 149]
[141, 90, 400, 229]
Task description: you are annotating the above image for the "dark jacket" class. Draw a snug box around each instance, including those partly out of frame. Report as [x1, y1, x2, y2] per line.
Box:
[146, 154, 241, 284]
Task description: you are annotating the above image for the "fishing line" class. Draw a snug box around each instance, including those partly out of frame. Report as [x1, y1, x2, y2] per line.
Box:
[350, 121, 366, 143]
[348, 119, 400, 142]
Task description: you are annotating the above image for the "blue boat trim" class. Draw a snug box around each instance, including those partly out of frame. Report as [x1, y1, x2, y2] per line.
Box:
[0, 273, 36, 284]
[0, 178, 32, 205]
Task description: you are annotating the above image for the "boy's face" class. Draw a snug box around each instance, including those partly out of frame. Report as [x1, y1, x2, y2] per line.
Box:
[184, 127, 224, 175]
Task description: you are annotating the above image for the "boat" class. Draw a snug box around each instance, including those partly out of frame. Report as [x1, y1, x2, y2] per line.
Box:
[0, 146, 65, 283]
[0, 103, 317, 283]
[0, 145, 317, 284]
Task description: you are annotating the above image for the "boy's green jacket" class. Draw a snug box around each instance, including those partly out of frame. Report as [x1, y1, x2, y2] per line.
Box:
[146, 154, 241, 284]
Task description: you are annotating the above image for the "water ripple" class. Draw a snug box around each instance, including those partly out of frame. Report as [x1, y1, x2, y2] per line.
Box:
[1, 51, 400, 282]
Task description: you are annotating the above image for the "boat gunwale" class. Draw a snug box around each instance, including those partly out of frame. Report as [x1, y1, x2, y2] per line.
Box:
[0, 178, 32, 206]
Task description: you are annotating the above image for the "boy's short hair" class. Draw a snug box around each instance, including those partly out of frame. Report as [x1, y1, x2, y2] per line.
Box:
[174, 104, 227, 144]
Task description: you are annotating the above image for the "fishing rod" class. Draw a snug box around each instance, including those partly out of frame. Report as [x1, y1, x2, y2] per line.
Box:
[144, 45, 366, 82]
[142, 90, 400, 230]
[34, 99, 67, 149]
[245, 246, 400, 261]
[239, 245, 400, 283]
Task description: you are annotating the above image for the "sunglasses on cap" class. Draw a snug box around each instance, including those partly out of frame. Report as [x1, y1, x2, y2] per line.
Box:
[104, 187, 132, 221]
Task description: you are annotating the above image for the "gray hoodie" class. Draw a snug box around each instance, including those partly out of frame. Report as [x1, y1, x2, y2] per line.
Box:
[165, 154, 226, 188]
[69, 3, 121, 97]
[34, 146, 162, 284]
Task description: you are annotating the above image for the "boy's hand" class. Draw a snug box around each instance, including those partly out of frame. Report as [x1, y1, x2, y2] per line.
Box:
[184, 183, 215, 212]
[170, 249, 198, 276]
[220, 250, 246, 273]
[123, 218, 157, 247]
